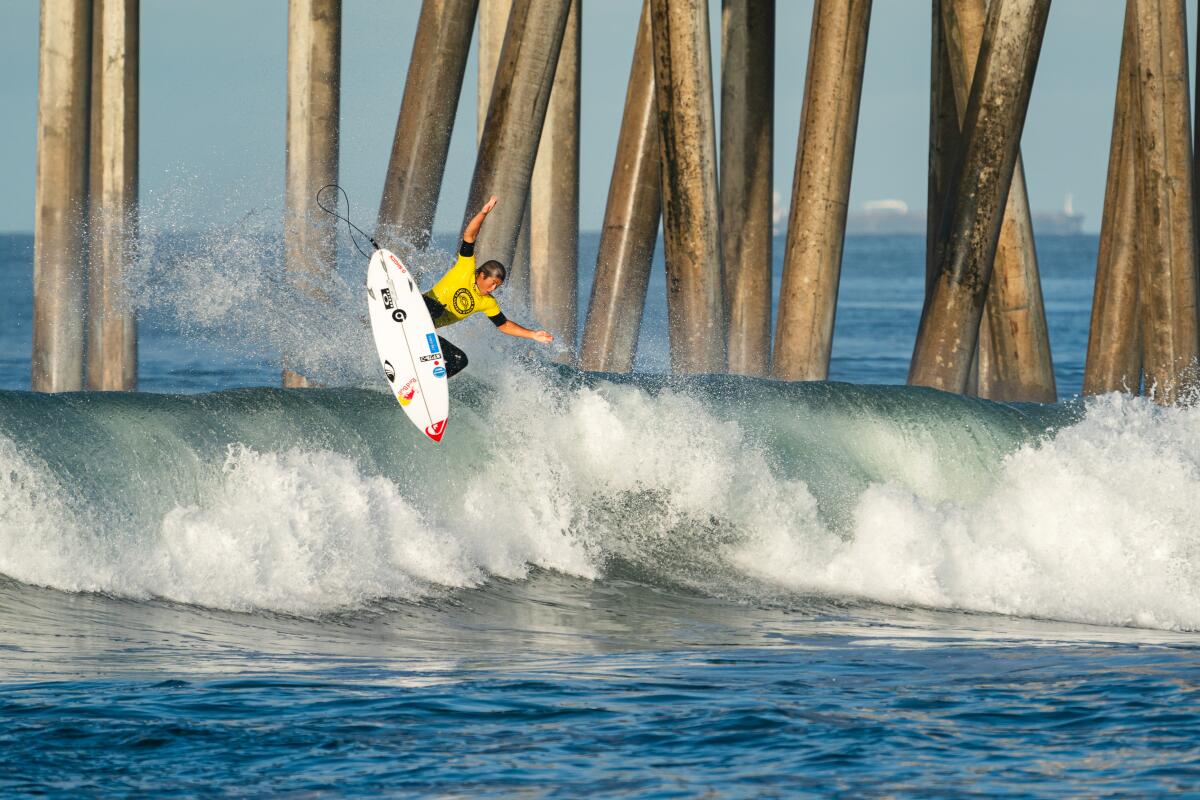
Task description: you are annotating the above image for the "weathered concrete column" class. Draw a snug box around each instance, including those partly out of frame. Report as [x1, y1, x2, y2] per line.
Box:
[1132, 0, 1199, 403]
[720, 0, 774, 377]
[909, 0, 1050, 394]
[772, 0, 870, 382]
[529, 0, 580, 363]
[650, 0, 727, 374]
[941, 0, 1055, 402]
[477, 0, 510, 142]
[376, 0, 479, 249]
[465, 0, 572, 277]
[1085, 2, 1142, 395]
[32, 0, 92, 393]
[283, 0, 341, 388]
[476, 0, 530, 302]
[579, 0, 661, 373]
[86, 0, 138, 392]
[927, 0, 960, 299]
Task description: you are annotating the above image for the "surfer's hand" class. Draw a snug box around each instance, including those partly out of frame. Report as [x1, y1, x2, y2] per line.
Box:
[481, 196, 498, 216]
[532, 330, 553, 345]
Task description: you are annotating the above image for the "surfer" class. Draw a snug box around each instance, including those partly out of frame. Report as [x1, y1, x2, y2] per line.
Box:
[422, 195, 553, 377]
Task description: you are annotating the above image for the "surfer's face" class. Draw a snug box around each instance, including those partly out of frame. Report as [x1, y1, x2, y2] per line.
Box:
[476, 274, 503, 296]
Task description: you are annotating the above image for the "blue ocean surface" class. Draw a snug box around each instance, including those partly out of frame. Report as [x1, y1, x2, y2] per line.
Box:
[2, 230, 1200, 797]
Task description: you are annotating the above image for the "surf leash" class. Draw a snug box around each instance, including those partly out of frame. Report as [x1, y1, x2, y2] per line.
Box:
[316, 184, 379, 261]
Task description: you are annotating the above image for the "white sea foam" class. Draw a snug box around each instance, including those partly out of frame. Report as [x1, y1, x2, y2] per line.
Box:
[739, 391, 1200, 631]
[3, 367, 1200, 630]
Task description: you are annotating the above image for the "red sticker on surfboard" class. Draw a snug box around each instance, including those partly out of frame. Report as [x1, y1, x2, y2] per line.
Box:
[425, 419, 447, 442]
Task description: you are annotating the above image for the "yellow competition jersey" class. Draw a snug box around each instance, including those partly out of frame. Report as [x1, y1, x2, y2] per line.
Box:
[423, 243, 507, 329]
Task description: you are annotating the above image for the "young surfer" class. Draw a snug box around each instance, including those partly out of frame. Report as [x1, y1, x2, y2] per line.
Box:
[422, 195, 553, 377]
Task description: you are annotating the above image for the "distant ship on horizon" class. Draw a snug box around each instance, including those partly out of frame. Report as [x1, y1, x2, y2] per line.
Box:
[770, 194, 1088, 236]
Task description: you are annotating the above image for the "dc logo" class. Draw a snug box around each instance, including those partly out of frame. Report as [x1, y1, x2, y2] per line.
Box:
[391, 309, 407, 322]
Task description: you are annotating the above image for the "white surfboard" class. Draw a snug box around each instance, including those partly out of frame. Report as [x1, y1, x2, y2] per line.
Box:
[366, 248, 449, 442]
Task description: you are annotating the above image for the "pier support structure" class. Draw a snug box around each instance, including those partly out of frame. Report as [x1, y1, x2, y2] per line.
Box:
[528, 0, 580, 363]
[1085, 3, 1142, 395]
[1131, 0, 1199, 403]
[579, 0, 661, 373]
[283, 0, 341, 388]
[477, 0, 530, 302]
[87, 0, 139, 392]
[33, 0, 92, 393]
[772, 0, 871, 382]
[650, 0, 727, 374]
[376, 0, 479, 250]
[909, 0, 1050, 394]
[720, 0, 774, 377]
[466, 0, 572, 281]
[940, 0, 1055, 402]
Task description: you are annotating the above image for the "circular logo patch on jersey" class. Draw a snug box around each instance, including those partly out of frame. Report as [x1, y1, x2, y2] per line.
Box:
[452, 287, 475, 316]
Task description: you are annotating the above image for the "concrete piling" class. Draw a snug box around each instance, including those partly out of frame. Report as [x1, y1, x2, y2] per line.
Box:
[927, 0, 960, 300]
[579, 0, 661, 373]
[476, 0, 530, 302]
[909, 0, 1050, 394]
[772, 0, 871, 382]
[32, 0, 92, 393]
[528, 0, 580, 364]
[283, 0, 341, 388]
[649, 0, 727, 374]
[86, 0, 138, 392]
[720, 0, 774, 377]
[1084, 2, 1142, 395]
[1131, 0, 1199, 403]
[940, 0, 1055, 402]
[376, 0, 479, 249]
[465, 0, 572, 277]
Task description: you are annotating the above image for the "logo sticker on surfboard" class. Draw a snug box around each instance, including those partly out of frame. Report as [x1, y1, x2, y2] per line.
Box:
[425, 419, 447, 442]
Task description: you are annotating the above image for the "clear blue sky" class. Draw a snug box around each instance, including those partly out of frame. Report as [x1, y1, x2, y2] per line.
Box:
[1, 1, 1194, 234]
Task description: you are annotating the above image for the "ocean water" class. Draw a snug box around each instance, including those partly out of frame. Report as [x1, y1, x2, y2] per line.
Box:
[2, 230, 1200, 797]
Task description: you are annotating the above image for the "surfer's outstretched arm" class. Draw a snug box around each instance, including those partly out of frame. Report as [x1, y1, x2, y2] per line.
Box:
[463, 195, 498, 243]
[497, 320, 553, 345]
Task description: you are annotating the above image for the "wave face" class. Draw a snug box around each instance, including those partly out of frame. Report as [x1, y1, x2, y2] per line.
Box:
[2, 368, 1199, 630]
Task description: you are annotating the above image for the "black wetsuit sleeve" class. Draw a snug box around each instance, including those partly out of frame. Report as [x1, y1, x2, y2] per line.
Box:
[459, 240, 475, 257]
[488, 312, 508, 328]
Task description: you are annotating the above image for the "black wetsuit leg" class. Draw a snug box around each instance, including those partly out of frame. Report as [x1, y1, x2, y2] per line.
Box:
[438, 337, 468, 378]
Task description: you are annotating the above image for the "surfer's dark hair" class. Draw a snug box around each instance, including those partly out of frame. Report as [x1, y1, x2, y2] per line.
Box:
[477, 260, 507, 282]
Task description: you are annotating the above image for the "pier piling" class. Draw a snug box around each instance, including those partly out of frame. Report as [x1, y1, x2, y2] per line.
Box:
[772, 0, 871, 382]
[283, 0, 341, 388]
[1131, 0, 1199, 403]
[376, 0, 478, 250]
[650, 0, 727, 374]
[928, 0, 960, 298]
[579, 0, 661, 373]
[720, 0, 774, 377]
[909, 0, 1050, 395]
[1085, 3, 1142, 395]
[467, 0, 572, 278]
[940, 0, 1055, 402]
[32, 0, 92, 393]
[477, 0, 530, 300]
[528, 0, 580, 363]
[86, 0, 138, 392]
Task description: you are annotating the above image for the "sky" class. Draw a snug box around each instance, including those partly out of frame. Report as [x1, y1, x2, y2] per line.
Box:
[1, 1, 1196, 235]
